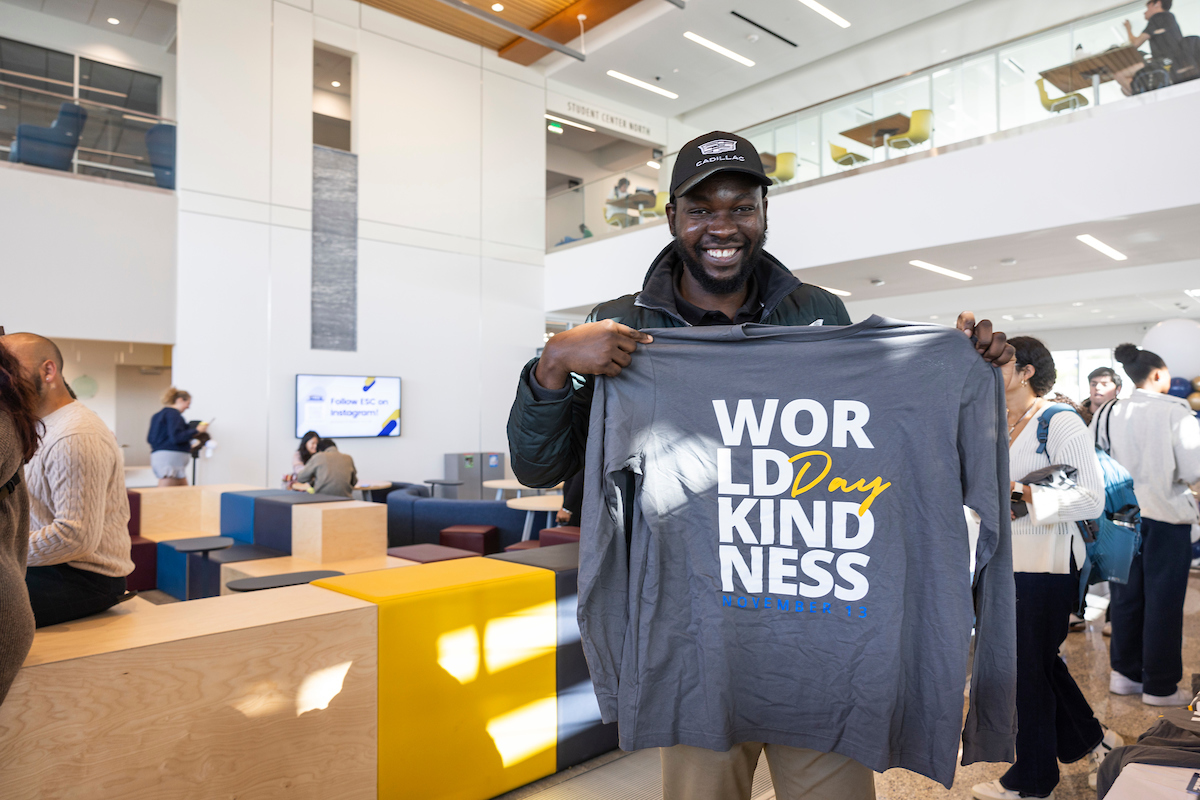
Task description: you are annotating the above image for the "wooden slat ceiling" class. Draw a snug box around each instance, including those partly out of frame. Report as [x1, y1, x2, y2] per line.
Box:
[360, 0, 642, 64]
[361, 0, 576, 52]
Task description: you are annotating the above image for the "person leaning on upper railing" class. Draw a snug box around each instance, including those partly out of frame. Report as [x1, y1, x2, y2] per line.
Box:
[0, 332, 133, 629]
[0, 337, 41, 706]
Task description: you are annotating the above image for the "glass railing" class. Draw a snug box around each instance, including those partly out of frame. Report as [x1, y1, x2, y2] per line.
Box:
[0, 76, 174, 188]
[548, 0, 1200, 250]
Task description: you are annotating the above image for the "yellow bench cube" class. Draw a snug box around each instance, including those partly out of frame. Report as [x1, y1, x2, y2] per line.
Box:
[316, 558, 557, 800]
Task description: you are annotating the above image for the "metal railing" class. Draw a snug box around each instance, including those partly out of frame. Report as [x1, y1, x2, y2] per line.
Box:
[0, 68, 173, 186]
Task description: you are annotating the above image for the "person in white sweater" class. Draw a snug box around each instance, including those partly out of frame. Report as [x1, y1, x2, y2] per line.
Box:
[0, 333, 132, 627]
[1096, 343, 1200, 708]
[973, 337, 1117, 800]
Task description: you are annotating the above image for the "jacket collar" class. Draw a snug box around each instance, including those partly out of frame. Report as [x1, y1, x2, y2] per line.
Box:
[633, 243, 801, 325]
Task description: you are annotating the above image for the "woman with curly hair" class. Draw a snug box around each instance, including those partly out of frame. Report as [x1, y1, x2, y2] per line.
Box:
[972, 337, 1118, 800]
[0, 337, 41, 706]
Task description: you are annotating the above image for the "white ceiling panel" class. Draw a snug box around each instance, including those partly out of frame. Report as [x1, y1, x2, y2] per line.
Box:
[549, 0, 975, 117]
[88, 0, 149, 35]
[131, 0, 174, 46]
[39, 0, 94, 24]
[2, 0, 45, 11]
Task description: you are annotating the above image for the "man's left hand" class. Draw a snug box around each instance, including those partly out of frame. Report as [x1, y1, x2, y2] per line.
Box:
[956, 312, 1015, 366]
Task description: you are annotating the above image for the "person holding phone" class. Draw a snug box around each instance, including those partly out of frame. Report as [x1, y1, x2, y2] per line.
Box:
[147, 388, 208, 487]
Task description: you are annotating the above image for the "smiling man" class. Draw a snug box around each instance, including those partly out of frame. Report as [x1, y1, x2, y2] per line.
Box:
[507, 131, 1012, 800]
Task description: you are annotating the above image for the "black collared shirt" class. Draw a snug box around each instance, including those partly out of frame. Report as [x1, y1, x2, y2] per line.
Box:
[672, 267, 764, 326]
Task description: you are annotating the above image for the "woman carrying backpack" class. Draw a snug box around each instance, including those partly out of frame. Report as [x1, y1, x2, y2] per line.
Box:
[972, 337, 1119, 800]
[1097, 344, 1200, 708]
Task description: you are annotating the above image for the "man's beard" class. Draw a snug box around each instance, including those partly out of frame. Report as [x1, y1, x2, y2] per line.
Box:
[673, 230, 767, 296]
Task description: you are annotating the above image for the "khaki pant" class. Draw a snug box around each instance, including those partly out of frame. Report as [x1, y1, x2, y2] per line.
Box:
[661, 742, 876, 800]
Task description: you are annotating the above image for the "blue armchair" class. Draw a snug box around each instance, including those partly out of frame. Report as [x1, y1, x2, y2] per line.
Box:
[9, 102, 87, 171]
[145, 123, 176, 189]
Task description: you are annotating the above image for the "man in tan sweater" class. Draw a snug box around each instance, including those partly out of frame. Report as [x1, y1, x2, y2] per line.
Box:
[1, 333, 132, 627]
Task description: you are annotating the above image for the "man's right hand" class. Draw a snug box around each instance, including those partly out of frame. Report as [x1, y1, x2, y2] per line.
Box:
[534, 319, 654, 390]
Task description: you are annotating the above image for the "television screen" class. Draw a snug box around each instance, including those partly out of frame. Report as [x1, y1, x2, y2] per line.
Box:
[295, 375, 401, 438]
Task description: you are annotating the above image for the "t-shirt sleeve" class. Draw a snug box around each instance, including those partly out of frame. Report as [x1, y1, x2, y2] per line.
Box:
[576, 365, 650, 724]
[957, 357, 1017, 765]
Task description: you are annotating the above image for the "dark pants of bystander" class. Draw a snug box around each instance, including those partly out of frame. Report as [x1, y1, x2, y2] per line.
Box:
[25, 563, 126, 628]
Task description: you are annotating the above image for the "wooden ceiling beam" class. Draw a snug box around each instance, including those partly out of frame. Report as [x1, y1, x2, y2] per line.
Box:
[498, 0, 645, 66]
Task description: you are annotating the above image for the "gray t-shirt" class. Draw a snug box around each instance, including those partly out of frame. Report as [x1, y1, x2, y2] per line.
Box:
[578, 316, 1016, 787]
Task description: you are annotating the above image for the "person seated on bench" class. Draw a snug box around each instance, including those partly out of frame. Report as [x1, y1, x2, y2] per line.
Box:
[291, 438, 356, 498]
[293, 430, 321, 475]
[0, 333, 132, 628]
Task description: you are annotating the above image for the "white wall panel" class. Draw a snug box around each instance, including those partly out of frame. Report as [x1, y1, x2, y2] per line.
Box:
[479, 258, 545, 458]
[358, 3, 482, 67]
[356, 30, 482, 238]
[481, 70, 546, 253]
[173, 212, 271, 485]
[177, 0, 272, 203]
[272, 1, 314, 210]
[313, 0, 360, 27]
[0, 165, 176, 344]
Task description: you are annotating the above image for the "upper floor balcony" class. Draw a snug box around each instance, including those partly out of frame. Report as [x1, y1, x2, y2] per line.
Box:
[547, 0, 1200, 252]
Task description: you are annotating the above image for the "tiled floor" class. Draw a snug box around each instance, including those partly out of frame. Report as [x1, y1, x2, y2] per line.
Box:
[500, 574, 1200, 800]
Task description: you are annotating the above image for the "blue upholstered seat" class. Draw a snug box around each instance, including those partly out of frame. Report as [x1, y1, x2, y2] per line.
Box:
[385, 486, 529, 549]
[9, 102, 87, 171]
[145, 123, 176, 189]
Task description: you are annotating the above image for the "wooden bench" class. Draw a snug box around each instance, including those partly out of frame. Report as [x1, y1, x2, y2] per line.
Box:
[0, 585, 377, 800]
[220, 554, 418, 595]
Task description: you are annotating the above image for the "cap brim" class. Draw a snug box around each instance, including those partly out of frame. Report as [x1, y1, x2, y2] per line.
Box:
[674, 165, 772, 199]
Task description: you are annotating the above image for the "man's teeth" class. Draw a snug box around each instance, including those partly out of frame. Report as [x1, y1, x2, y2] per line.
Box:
[706, 248, 738, 259]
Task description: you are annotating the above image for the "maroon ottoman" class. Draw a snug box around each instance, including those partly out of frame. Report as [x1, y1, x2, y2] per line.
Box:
[439, 524, 500, 555]
[387, 544, 479, 564]
[538, 526, 581, 548]
[504, 540, 541, 552]
[127, 534, 157, 591]
[127, 489, 141, 537]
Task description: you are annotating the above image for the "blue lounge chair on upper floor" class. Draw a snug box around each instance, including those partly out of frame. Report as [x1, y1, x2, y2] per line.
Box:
[9, 102, 87, 171]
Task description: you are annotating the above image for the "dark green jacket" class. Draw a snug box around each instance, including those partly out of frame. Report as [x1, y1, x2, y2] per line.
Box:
[507, 243, 851, 488]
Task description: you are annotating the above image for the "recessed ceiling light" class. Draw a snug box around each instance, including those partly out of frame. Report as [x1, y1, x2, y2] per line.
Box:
[646, 161, 661, 170]
[1000, 257, 1017, 266]
[491, 3, 503, 11]
[1076, 234, 1127, 261]
[796, 0, 850, 28]
[107, 17, 119, 24]
[544, 114, 595, 132]
[547, 123, 563, 134]
[683, 31, 755, 67]
[909, 260, 973, 281]
[1001, 314, 1014, 321]
[929, 315, 939, 320]
[331, 81, 341, 88]
[606, 70, 678, 99]
[815, 285, 851, 297]
[1091, 308, 1102, 313]
[1071, 301, 1084, 306]
[1185, 289, 1200, 298]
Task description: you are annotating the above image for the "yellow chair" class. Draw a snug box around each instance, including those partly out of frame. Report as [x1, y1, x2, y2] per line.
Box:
[766, 152, 796, 184]
[1037, 78, 1088, 113]
[641, 191, 669, 219]
[830, 143, 869, 169]
[887, 109, 932, 150]
[603, 208, 626, 228]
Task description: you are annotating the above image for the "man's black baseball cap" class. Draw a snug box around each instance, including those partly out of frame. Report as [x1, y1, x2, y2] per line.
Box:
[670, 131, 771, 200]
